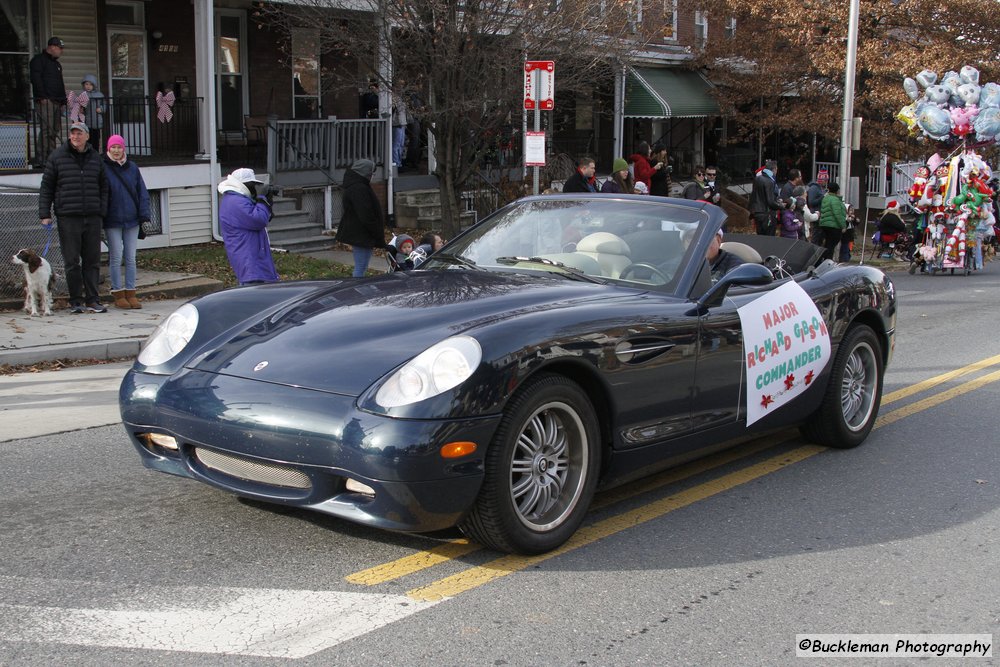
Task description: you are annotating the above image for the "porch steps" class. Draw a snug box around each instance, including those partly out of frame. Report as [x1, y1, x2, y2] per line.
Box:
[266, 195, 330, 253]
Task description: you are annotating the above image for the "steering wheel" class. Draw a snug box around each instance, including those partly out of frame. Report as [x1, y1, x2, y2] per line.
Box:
[618, 262, 669, 285]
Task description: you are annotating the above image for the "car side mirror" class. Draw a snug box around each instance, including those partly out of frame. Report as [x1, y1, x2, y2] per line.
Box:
[691, 263, 774, 314]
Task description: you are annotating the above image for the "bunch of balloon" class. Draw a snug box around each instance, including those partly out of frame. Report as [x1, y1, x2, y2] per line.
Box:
[896, 67, 997, 272]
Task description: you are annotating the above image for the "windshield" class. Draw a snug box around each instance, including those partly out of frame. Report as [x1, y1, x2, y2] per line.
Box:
[426, 197, 717, 289]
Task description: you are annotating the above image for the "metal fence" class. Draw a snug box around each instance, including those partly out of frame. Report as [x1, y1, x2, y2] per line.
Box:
[13, 97, 204, 169]
[1, 185, 164, 302]
[267, 118, 387, 174]
[0, 187, 64, 300]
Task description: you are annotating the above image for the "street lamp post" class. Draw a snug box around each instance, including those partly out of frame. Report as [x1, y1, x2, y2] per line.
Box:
[839, 0, 860, 208]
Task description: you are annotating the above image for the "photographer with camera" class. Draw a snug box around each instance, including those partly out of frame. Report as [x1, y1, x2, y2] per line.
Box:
[217, 168, 279, 285]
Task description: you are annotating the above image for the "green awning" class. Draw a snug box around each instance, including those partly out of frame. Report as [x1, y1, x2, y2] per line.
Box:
[625, 67, 719, 119]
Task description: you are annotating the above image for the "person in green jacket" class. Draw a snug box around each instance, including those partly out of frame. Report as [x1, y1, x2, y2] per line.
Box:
[818, 181, 847, 262]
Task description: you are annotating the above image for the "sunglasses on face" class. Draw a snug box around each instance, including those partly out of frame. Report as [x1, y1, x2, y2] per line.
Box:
[706, 172, 716, 177]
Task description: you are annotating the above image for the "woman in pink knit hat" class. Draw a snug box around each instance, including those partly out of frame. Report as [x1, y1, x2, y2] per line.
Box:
[103, 134, 151, 308]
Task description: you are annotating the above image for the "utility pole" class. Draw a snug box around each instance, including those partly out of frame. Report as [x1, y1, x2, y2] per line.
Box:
[838, 0, 860, 206]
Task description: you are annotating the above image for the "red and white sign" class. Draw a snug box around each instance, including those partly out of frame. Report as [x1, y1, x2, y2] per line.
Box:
[524, 131, 546, 166]
[738, 281, 831, 427]
[524, 60, 555, 110]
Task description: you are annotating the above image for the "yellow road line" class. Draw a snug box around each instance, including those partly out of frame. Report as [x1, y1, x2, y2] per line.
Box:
[346, 539, 480, 585]
[351, 353, 1000, 591]
[876, 367, 1000, 428]
[405, 446, 826, 602]
[349, 433, 794, 586]
[883, 352, 1000, 404]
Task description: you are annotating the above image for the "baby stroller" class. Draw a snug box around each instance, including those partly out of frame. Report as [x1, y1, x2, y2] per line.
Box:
[384, 234, 420, 272]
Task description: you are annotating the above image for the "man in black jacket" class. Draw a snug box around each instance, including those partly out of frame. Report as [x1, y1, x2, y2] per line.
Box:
[562, 156, 598, 193]
[30, 37, 67, 166]
[39, 121, 109, 313]
[749, 159, 787, 236]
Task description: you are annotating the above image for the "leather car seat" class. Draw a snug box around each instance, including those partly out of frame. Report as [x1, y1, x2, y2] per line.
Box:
[576, 232, 632, 278]
[720, 241, 763, 264]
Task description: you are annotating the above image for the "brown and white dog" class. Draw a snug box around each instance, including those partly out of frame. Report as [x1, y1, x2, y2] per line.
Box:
[12, 248, 55, 317]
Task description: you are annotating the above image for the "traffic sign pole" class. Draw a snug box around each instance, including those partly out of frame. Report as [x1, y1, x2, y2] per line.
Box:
[533, 75, 541, 195]
[523, 61, 555, 195]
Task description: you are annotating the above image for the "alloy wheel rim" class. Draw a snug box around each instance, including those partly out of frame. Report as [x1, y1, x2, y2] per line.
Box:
[509, 401, 588, 531]
[840, 341, 878, 431]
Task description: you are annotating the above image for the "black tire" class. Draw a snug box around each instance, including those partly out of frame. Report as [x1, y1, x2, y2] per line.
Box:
[800, 325, 883, 449]
[459, 374, 600, 554]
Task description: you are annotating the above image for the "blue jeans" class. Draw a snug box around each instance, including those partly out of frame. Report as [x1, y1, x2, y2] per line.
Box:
[106, 224, 139, 290]
[352, 246, 373, 277]
[392, 126, 406, 166]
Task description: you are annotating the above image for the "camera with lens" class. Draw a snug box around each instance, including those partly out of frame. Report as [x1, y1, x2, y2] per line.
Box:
[254, 183, 280, 204]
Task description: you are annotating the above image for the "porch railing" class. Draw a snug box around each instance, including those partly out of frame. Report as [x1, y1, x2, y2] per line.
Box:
[18, 97, 203, 167]
[266, 118, 386, 177]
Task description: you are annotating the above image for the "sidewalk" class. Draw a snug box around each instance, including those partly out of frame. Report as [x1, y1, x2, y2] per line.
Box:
[1, 269, 224, 367]
[0, 249, 380, 368]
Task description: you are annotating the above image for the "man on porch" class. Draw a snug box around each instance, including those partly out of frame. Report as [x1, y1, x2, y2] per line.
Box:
[30, 37, 67, 167]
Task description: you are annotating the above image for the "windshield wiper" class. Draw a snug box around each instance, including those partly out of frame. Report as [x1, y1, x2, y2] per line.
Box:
[432, 253, 483, 270]
[494, 256, 605, 283]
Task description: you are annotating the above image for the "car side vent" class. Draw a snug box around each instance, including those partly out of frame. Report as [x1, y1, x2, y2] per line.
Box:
[614, 337, 677, 365]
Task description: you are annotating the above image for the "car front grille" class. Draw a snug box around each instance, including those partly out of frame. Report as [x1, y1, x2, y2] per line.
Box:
[194, 447, 313, 490]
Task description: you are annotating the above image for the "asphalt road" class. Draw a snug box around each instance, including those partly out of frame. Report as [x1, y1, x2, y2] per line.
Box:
[1, 266, 999, 665]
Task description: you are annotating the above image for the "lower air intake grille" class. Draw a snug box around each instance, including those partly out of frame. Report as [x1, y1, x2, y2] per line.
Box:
[194, 447, 312, 490]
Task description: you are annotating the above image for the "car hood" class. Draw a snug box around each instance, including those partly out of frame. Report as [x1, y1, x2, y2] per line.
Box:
[188, 271, 629, 395]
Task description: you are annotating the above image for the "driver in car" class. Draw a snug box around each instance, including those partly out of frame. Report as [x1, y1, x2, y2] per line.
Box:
[706, 229, 746, 281]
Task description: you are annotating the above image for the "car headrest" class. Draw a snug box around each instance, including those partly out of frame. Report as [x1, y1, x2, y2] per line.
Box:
[720, 241, 763, 264]
[577, 232, 631, 256]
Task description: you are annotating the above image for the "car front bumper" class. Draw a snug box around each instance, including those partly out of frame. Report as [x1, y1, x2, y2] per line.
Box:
[120, 369, 498, 533]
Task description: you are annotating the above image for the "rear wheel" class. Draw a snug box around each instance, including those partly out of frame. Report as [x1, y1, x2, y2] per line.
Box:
[460, 374, 600, 554]
[801, 325, 883, 449]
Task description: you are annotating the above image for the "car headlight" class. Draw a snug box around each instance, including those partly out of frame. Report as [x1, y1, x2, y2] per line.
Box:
[375, 335, 482, 408]
[138, 303, 199, 366]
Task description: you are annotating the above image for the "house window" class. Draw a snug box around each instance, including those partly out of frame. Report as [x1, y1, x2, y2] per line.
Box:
[216, 10, 247, 132]
[694, 10, 708, 48]
[725, 16, 736, 39]
[0, 0, 30, 118]
[291, 28, 320, 119]
[662, 0, 677, 41]
[105, 1, 144, 27]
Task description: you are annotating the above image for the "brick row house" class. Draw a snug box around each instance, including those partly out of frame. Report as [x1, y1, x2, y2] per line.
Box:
[0, 0, 731, 252]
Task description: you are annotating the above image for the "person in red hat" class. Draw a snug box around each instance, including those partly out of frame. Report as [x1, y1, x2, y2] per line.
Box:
[876, 199, 908, 259]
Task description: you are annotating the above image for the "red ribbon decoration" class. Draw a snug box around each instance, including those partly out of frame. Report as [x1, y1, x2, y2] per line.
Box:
[156, 90, 175, 124]
[66, 90, 89, 123]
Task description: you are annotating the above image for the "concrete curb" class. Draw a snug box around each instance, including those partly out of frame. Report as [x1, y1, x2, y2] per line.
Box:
[0, 339, 144, 367]
[0, 276, 225, 313]
[1, 276, 225, 368]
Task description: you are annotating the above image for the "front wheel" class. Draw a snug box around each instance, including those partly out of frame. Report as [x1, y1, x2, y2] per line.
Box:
[800, 325, 883, 449]
[459, 374, 600, 554]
